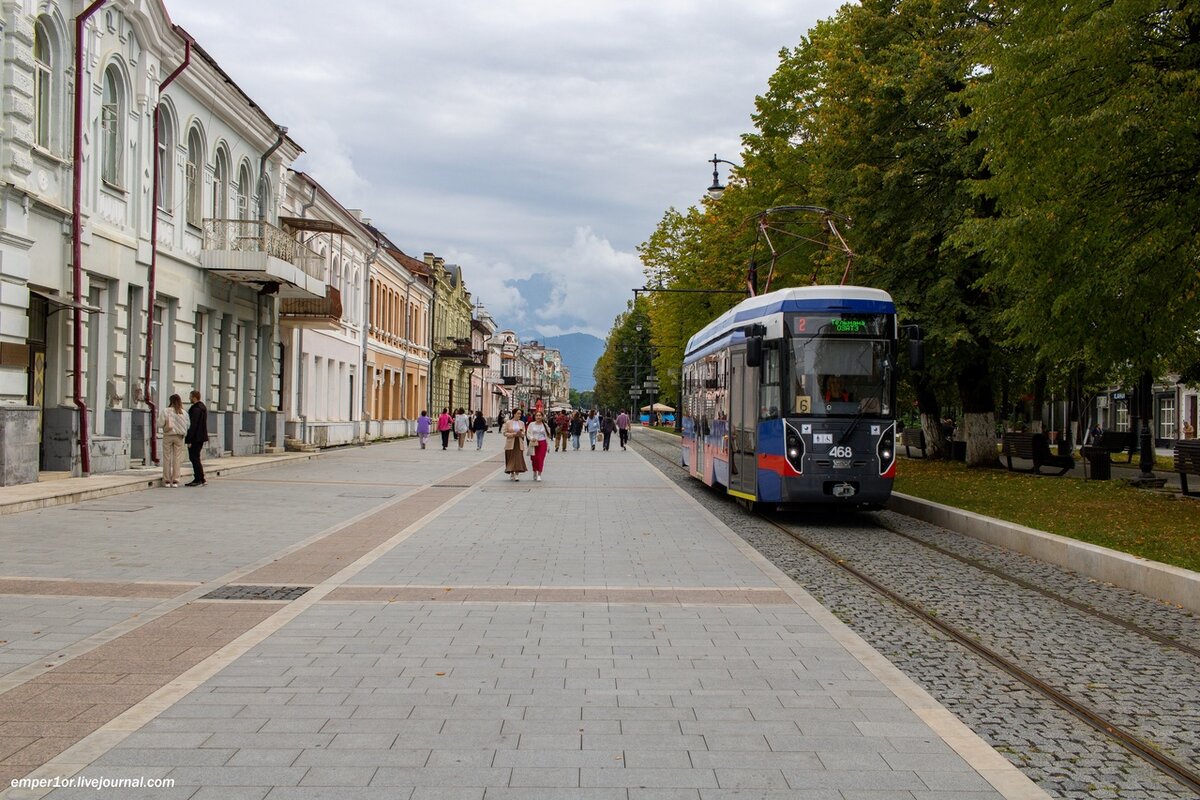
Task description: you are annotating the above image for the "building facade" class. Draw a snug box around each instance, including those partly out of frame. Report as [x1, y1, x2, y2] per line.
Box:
[425, 253, 483, 414]
[365, 234, 432, 434]
[0, 0, 320, 483]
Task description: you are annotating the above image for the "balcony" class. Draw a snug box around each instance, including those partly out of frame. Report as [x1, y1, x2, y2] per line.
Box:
[280, 286, 343, 330]
[200, 219, 327, 299]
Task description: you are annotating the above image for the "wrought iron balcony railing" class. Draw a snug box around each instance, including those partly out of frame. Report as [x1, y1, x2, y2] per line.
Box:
[202, 219, 326, 282]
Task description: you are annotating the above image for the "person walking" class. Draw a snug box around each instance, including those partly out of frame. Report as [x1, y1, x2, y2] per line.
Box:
[454, 408, 470, 449]
[159, 394, 189, 487]
[569, 411, 584, 451]
[184, 390, 208, 487]
[527, 411, 550, 481]
[472, 410, 488, 450]
[554, 410, 570, 452]
[437, 408, 452, 450]
[495, 409, 506, 433]
[616, 409, 631, 450]
[586, 409, 600, 450]
[416, 410, 431, 449]
[600, 412, 616, 452]
[503, 413, 528, 480]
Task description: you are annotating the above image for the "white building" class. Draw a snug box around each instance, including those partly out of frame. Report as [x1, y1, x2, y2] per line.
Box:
[0, 0, 321, 483]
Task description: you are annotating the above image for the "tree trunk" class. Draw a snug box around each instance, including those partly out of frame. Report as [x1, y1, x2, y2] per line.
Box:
[958, 353, 1001, 468]
[1030, 368, 1047, 433]
[963, 411, 998, 465]
[913, 378, 946, 459]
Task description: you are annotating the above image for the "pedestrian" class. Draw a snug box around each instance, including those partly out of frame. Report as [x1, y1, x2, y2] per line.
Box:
[472, 409, 488, 450]
[184, 390, 208, 486]
[416, 410, 431, 449]
[496, 409, 506, 433]
[547, 411, 558, 444]
[600, 412, 616, 451]
[569, 411, 584, 451]
[454, 408, 470, 449]
[437, 408, 452, 450]
[503, 413, 528, 481]
[159, 393, 188, 487]
[554, 410, 570, 452]
[527, 410, 550, 481]
[586, 409, 600, 450]
[616, 409, 630, 450]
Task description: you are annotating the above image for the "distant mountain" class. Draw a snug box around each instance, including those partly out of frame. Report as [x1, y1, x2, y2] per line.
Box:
[540, 332, 605, 391]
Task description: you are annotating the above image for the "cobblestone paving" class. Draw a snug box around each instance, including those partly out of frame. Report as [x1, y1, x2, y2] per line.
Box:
[634, 436, 1200, 800]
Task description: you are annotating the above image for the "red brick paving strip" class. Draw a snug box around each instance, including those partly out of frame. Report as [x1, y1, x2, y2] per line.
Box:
[323, 586, 794, 605]
[0, 459, 501, 784]
[239, 459, 500, 585]
[0, 578, 198, 599]
[0, 602, 276, 784]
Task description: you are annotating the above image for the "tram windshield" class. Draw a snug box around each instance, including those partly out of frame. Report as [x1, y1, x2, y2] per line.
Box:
[790, 337, 892, 417]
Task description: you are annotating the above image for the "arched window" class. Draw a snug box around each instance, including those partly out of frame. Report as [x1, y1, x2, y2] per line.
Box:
[185, 126, 204, 227]
[331, 254, 341, 290]
[351, 269, 360, 325]
[257, 173, 272, 221]
[33, 18, 54, 151]
[211, 147, 228, 219]
[235, 161, 252, 220]
[101, 65, 123, 186]
[155, 105, 175, 210]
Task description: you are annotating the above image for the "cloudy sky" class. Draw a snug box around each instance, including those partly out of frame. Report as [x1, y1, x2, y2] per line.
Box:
[169, 1, 845, 340]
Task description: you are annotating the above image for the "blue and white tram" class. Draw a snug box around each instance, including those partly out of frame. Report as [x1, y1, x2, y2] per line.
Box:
[681, 286, 912, 508]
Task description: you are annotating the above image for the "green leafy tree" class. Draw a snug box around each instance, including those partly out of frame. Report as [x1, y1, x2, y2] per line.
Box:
[964, 1, 1200, 388]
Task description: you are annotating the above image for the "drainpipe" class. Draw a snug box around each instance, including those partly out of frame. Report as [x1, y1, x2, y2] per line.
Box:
[253, 125, 287, 452]
[145, 36, 191, 467]
[362, 237, 381, 442]
[295, 182, 316, 444]
[71, 0, 108, 476]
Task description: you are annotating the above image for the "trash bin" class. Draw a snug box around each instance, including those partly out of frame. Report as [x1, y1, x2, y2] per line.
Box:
[1082, 446, 1110, 480]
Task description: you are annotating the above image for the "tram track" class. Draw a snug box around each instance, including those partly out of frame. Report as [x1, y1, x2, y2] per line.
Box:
[633, 429, 1200, 798]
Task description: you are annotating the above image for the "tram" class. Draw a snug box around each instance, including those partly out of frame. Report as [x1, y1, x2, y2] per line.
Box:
[680, 285, 920, 509]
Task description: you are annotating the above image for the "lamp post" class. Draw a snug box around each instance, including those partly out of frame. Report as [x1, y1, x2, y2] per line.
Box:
[707, 154, 741, 200]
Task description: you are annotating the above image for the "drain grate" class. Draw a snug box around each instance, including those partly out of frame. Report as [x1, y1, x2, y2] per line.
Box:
[431, 484, 471, 488]
[70, 504, 151, 513]
[201, 585, 312, 601]
[338, 491, 396, 498]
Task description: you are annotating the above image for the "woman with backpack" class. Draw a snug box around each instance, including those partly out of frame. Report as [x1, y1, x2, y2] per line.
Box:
[472, 410, 488, 450]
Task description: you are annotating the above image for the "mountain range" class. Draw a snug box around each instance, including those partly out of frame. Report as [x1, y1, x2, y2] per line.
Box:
[532, 332, 605, 392]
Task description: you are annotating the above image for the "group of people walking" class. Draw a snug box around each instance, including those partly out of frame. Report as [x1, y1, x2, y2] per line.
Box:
[157, 390, 209, 488]
[492, 407, 636, 482]
[414, 408, 490, 451]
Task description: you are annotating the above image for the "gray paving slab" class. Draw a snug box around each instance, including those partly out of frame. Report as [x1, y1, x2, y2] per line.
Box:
[28, 436, 1037, 800]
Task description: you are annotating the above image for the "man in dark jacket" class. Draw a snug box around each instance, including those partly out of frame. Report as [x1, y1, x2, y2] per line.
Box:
[185, 390, 208, 486]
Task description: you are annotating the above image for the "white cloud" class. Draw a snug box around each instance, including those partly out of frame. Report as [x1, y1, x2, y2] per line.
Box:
[169, 0, 846, 339]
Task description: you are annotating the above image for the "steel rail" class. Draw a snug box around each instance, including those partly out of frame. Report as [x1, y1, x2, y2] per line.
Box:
[631, 432, 1200, 796]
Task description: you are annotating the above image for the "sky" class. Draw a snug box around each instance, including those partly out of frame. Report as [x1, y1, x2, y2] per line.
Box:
[169, 1, 847, 340]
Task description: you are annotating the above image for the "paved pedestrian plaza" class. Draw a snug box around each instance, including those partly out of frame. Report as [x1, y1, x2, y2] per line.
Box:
[0, 434, 1047, 799]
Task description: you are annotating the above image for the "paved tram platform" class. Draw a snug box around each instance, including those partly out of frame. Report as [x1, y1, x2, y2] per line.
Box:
[0, 434, 1049, 799]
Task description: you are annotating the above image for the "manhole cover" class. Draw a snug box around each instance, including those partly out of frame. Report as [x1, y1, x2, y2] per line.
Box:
[201, 585, 312, 601]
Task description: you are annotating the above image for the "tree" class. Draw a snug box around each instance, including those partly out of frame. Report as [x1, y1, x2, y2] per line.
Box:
[964, 1, 1200, 385]
[594, 298, 654, 413]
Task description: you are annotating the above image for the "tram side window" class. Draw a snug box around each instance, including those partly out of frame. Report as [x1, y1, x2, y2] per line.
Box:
[760, 344, 780, 419]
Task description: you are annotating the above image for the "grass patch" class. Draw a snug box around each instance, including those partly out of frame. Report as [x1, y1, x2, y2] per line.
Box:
[645, 425, 681, 437]
[894, 458, 1200, 572]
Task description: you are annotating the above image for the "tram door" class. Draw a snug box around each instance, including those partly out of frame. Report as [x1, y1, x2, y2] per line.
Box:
[729, 350, 758, 498]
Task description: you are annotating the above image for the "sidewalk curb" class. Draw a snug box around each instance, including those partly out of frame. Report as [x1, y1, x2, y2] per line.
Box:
[0, 452, 320, 516]
[888, 492, 1200, 614]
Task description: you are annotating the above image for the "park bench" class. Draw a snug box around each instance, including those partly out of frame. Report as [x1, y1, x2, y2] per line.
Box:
[900, 428, 926, 458]
[1001, 432, 1076, 476]
[1174, 440, 1200, 497]
[1092, 431, 1135, 463]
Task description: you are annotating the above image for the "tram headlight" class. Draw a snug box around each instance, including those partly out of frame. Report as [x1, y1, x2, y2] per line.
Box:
[877, 430, 896, 476]
[785, 429, 804, 472]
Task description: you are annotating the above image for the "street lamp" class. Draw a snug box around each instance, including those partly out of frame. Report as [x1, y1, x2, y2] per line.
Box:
[707, 154, 741, 200]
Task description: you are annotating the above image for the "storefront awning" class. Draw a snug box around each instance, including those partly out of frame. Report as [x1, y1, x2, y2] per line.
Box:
[30, 289, 103, 315]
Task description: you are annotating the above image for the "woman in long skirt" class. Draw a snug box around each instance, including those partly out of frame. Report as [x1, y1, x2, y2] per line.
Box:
[526, 411, 550, 482]
[503, 415, 528, 480]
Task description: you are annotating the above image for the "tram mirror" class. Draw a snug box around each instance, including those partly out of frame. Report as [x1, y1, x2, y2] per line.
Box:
[908, 339, 925, 371]
[746, 336, 763, 367]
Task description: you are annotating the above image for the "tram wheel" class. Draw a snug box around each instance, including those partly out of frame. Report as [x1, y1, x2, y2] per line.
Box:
[734, 496, 757, 513]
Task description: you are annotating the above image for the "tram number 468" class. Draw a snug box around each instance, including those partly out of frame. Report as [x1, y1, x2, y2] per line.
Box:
[828, 446, 854, 459]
